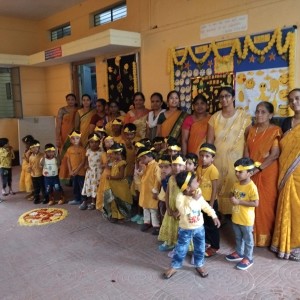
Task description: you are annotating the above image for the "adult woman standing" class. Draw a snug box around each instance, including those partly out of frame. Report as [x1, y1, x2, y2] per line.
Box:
[271, 88, 300, 261]
[146, 92, 166, 141]
[124, 92, 149, 139]
[89, 99, 107, 134]
[245, 102, 281, 247]
[207, 86, 251, 215]
[56, 93, 78, 183]
[181, 94, 210, 156]
[157, 90, 187, 140]
[74, 94, 96, 147]
[105, 100, 125, 136]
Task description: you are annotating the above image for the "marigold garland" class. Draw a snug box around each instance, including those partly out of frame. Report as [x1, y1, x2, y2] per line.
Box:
[169, 27, 296, 91]
[132, 61, 138, 93]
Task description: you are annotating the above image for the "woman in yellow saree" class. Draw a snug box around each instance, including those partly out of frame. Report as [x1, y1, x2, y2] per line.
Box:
[245, 102, 282, 247]
[271, 88, 300, 261]
[157, 91, 187, 140]
[74, 94, 96, 148]
[207, 86, 252, 215]
[181, 94, 210, 156]
[56, 93, 78, 184]
[124, 92, 149, 139]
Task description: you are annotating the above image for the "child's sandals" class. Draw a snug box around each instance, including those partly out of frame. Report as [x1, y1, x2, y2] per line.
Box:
[87, 203, 96, 210]
[195, 267, 209, 278]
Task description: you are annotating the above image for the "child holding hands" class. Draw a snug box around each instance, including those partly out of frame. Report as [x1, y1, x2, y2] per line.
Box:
[163, 171, 220, 279]
[225, 157, 259, 270]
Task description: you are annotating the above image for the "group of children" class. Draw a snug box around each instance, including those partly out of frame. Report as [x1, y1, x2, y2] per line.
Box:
[0, 119, 260, 278]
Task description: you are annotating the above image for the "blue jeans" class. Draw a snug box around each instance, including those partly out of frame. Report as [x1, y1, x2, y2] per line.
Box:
[232, 223, 254, 261]
[44, 175, 64, 201]
[73, 175, 85, 203]
[171, 226, 205, 269]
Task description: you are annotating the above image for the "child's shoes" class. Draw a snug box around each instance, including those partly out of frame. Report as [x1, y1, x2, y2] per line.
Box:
[225, 251, 243, 262]
[136, 216, 144, 225]
[158, 242, 174, 252]
[236, 258, 253, 270]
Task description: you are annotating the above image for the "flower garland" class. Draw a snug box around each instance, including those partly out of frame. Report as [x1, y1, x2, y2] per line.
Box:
[132, 61, 138, 93]
[169, 27, 296, 90]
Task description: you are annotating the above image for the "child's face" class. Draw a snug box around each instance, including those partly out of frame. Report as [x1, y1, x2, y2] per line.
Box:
[172, 163, 186, 174]
[140, 155, 151, 165]
[188, 177, 199, 192]
[124, 132, 135, 141]
[168, 149, 179, 156]
[235, 170, 252, 182]
[70, 136, 81, 146]
[30, 146, 40, 154]
[104, 139, 114, 149]
[199, 151, 214, 167]
[159, 163, 172, 178]
[154, 144, 163, 152]
[45, 150, 55, 159]
[186, 160, 196, 172]
[89, 140, 100, 151]
[112, 125, 122, 135]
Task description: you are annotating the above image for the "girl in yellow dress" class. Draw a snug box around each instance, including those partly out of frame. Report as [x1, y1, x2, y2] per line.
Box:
[104, 143, 132, 223]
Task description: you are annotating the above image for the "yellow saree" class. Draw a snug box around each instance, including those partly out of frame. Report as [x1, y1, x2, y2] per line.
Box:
[209, 108, 252, 214]
[271, 124, 300, 260]
[161, 110, 187, 139]
[77, 108, 96, 147]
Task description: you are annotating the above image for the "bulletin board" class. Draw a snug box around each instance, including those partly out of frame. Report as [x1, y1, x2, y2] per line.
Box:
[169, 27, 296, 116]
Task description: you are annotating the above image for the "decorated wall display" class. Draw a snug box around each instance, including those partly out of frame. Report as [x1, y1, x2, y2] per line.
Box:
[168, 27, 296, 116]
[107, 54, 138, 112]
[191, 72, 233, 114]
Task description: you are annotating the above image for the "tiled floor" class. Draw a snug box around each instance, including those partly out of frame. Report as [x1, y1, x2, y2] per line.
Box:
[0, 167, 299, 300]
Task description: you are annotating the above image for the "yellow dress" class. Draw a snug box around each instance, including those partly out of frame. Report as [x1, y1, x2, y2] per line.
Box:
[271, 124, 300, 260]
[19, 152, 33, 193]
[208, 108, 251, 214]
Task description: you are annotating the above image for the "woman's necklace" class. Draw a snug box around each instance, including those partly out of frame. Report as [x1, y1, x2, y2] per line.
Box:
[252, 125, 269, 142]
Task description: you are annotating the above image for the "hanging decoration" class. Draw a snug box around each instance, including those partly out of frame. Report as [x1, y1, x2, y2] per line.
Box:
[168, 27, 296, 116]
[107, 54, 138, 112]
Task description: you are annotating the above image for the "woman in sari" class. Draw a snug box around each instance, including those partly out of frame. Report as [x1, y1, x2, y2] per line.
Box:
[74, 94, 96, 148]
[104, 100, 125, 136]
[146, 92, 166, 141]
[157, 90, 187, 141]
[89, 98, 107, 134]
[56, 93, 78, 184]
[245, 102, 281, 247]
[124, 92, 149, 139]
[271, 88, 300, 262]
[207, 86, 252, 215]
[181, 94, 210, 156]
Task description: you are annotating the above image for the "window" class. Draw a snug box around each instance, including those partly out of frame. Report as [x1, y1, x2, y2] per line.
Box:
[94, 2, 127, 26]
[50, 23, 71, 41]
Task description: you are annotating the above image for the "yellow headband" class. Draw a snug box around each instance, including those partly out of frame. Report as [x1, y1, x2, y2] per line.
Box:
[186, 158, 197, 164]
[112, 119, 123, 125]
[158, 159, 171, 165]
[30, 143, 40, 148]
[199, 147, 216, 155]
[123, 127, 136, 133]
[45, 147, 56, 151]
[168, 145, 181, 151]
[88, 134, 100, 142]
[235, 162, 261, 171]
[153, 140, 163, 145]
[135, 142, 145, 148]
[181, 172, 193, 192]
[94, 126, 106, 133]
[107, 148, 122, 154]
[69, 131, 81, 138]
[137, 150, 151, 159]
[172, 156, 185, 165]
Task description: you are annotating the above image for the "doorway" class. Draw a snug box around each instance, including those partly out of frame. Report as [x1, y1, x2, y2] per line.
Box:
[72, 59, 97, 107]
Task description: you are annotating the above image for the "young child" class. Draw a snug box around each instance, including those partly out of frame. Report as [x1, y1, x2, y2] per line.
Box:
[41, 144, 64, 205]
[158, 154, 186, 252]
[163, 171, 220, 279]
[28, 140, 46, 204]
[196, 143, 220, 257]
[0, 138, 15, 196]
[152, 137, 165, 159]
[19, 135, 35, 199]
[167, 142, 181, 157]
[157, 154, 172, 222]
[137, 147, 161, 235]
[96, 136, 114, 211]
[65, 130, 86, 206]
[185, 153, 198, 172]
[225, 157, 259, 271]
[104, 143, 132, 223]
[111, 118, 124, 144]
[80, 133, 102, 210]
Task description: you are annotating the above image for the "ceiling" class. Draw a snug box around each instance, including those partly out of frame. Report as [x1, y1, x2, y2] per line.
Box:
[0, 0, 86, 20]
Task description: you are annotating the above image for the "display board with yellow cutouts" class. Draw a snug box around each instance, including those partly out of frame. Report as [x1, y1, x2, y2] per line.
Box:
[169, 27, 296, 117]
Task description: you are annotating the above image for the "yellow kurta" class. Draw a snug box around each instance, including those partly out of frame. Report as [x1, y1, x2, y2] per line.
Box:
[271, 124, 300, 259]
[209, 108, 251, 214]
[19, 152, 33, 193]
[139, 159, 161, 209]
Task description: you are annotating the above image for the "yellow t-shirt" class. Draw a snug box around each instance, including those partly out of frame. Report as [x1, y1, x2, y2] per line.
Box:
[196, 164, 219, 201]
[231, 180, 259, 226]
[0, 147, 14, 168]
